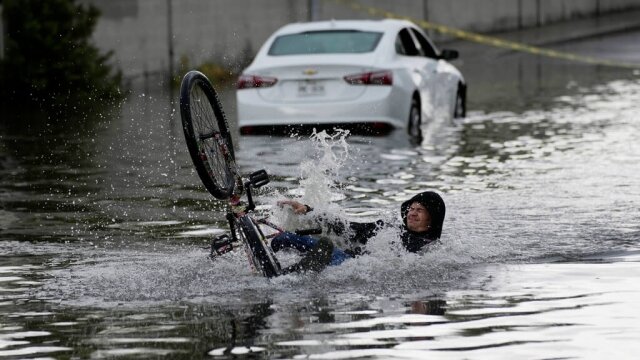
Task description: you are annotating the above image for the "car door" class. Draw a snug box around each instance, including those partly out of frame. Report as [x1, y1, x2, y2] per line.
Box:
[410, 28, 457, 116]
[395, 28, 439, 116]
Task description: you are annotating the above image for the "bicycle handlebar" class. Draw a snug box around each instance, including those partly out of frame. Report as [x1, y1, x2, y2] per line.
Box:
[242, 169, 271, 212]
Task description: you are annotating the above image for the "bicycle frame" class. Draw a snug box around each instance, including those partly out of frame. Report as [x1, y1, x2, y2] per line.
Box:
[224, 169, 270, 241]
[180, 71, 287, 277]
[209, 169, 323, 277]
[213, 169, 284, 277]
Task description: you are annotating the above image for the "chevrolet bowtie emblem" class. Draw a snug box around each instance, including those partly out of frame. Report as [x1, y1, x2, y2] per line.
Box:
[303, 69, 318, 75]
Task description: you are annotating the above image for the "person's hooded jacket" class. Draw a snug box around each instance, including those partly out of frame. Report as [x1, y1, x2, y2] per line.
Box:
[274, 191, 447, 275]
[326, 191, 445, 253]
[399, 191, 446, 252]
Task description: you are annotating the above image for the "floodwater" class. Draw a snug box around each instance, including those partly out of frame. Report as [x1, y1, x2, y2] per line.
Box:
[2, 30, 640, 359]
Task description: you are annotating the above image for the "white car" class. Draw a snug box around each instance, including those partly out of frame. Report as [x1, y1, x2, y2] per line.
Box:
[236, 19, 466, 136]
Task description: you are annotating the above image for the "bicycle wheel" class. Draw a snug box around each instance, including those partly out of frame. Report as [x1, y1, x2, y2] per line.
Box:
[180, 71, 237, 200]
[238, 216, 281, 278]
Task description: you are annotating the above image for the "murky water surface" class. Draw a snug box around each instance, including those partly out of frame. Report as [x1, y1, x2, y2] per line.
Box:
[1, 31, 640, 359]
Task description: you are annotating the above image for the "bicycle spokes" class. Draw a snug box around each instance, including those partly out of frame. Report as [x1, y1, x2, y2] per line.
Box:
[180, 71, 236, 199]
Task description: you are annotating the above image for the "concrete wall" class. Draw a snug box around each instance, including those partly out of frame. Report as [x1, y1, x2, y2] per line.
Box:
[0, 4, 4, 60]
[88, 0, 308, 79]
[84, 0, 640, 79]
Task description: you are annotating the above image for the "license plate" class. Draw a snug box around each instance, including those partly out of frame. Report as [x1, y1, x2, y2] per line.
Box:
[298, 80, 325, 96]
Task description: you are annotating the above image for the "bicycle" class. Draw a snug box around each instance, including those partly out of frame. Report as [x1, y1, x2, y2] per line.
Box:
[179, 71, 320, 278]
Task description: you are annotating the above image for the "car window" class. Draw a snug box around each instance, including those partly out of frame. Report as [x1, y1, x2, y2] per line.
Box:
[395, 35, 407, 55]
[268, 30, 383, 56]
[410, 28, 438, 59]
[396, 28, 419, 56]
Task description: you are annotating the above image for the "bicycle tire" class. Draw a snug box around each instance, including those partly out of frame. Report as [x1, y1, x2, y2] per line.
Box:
[238, 216, 281, 278]
[179, 71, 236, 200]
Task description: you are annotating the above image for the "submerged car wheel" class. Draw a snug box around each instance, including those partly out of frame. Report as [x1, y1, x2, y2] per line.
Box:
[453, 84, 466, 118]
[407, 98, 422, 138]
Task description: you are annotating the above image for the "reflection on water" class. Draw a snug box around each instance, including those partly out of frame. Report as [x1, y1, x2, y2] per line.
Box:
[2, 31, 640, 358]
[3, 255, 639, 358]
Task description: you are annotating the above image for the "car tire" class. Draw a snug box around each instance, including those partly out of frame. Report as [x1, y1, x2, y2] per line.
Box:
[453, 84, 466, 118]
[407, 98, 421, 139]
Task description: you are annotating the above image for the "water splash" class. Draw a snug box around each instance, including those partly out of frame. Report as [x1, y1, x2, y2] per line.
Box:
[298, 129, 351, 206]
[37, 128, 485, 305]
[269, 129, 353, 233]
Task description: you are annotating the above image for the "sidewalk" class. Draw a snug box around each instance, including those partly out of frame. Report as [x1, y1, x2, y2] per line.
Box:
[444, 9, 640, 58]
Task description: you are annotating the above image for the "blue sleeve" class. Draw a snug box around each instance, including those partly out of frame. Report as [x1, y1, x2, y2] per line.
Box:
[272, 231, 352, 267]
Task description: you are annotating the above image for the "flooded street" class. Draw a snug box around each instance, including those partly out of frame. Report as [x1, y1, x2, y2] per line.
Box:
[2, 28, 640, 359]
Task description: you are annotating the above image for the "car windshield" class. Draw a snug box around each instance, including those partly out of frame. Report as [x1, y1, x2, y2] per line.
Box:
[268, 30, 383, 56]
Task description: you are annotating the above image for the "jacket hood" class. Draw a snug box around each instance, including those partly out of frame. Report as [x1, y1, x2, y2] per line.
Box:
[401, 191, 446, 239]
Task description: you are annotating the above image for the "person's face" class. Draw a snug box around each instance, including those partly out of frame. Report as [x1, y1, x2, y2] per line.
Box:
[406, 202, 431, 232]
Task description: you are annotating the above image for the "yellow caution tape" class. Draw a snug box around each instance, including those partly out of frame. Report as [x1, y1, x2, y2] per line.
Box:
[331, 0, 640, 69]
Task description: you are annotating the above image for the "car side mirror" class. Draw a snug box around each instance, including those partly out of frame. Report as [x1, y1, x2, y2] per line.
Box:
[439, 49, 459, 61]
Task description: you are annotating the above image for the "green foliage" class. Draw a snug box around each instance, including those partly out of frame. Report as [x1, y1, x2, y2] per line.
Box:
[174, 55, 237, 88]
[0, 0, 124, 110]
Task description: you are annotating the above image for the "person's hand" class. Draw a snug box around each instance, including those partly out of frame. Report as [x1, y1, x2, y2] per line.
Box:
[277, 199, 310, 214]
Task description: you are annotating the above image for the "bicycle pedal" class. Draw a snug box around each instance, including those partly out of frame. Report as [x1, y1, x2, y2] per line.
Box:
[211, 234, 233, 256]
[249, 169, 269, 188]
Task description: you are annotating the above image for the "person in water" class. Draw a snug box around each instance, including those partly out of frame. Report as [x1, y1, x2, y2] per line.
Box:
[272, 191, 446, 275]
